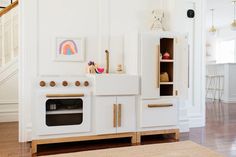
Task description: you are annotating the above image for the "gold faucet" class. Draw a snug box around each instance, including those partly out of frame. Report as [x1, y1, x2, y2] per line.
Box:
[105, 50, 110, 74]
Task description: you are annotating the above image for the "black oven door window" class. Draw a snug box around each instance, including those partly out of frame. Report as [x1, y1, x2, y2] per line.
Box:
[45, 99, 83, 126]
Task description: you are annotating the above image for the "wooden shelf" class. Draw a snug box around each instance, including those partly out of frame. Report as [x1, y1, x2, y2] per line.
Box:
[160, 59, 174, 63]
[160, 82, 174, 85]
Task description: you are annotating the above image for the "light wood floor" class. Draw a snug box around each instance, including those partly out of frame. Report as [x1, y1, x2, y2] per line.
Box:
[0, 101, 235, 157]
[0, 122, 31, 157]
[186, 100, 236, 157]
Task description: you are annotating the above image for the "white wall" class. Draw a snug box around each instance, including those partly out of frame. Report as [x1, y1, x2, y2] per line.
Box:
[37, 0, 100, 76]
[207, 63, 236, 103]
[206, 33, 217, 63]
[0, 72, 18, 122]
[0, 6, 19, 122]
[169, 0, 206, 129]
[206, 26, 236, 64]
[205, 0, 236, 63]
[19, 0, 205, 141]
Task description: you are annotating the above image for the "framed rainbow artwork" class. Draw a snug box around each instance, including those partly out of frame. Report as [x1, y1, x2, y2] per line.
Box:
[55, 37, 85, 62]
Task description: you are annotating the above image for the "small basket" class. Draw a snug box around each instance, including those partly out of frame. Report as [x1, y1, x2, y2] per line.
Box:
[160, 72, 169, 82]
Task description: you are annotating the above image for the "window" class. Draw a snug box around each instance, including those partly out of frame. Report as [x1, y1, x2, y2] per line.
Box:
[216, 40, 235, 63]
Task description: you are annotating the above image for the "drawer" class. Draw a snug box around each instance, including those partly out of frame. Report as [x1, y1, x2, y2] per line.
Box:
[141, 99, 178, 128]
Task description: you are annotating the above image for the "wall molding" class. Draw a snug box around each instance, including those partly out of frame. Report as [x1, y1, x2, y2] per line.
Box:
[179, 120, 190, 133]
[0, 109, 18, 113]
[222, 98, 236, 103]
[19, 0, 44, 142]
[0, 100, 18, 122]
[0, 112, 18, 122]
[208, 97, 236, 104]
[0, 100, 18, 105]
[188, 113, 205, 128]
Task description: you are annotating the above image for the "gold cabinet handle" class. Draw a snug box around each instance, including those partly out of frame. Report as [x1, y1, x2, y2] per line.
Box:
[175, 90, 178, 96]
[188, 44, 190, 88]
[156, 45, 160, 88]
[118, 104, 121, 127]
[105, 50, 110, 74]
[147, 104, 173, 108]
[113, 104, 117, 128]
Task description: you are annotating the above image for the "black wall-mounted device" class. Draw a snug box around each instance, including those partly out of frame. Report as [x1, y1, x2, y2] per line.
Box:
[187, 9, 195, 18]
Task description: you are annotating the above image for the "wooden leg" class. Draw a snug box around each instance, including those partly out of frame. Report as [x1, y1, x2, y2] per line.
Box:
[174, 130, 180, 141]
[31, 141, 37, 155]
[136, 132, 141, 144]
[131, 133, 137, 145]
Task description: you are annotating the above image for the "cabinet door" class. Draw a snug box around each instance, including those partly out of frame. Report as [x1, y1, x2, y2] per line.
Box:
[174, 35, 189, 99]
[116, 96, 136, 133]
[95, 96, 117, 135]
[141, 33, 160, 99]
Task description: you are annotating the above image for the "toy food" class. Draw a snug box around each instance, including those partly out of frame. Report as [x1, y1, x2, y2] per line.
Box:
[162, 52, 171, 59]
[96, 67, 104, 74]
[160, 72, 169, 82]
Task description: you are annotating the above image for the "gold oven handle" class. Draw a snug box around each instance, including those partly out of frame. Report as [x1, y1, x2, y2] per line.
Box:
[113, 104, 117, 128]
[46, 94, 84, 98]
[147, 104, 173, 108]
[118, 104, 121, 127]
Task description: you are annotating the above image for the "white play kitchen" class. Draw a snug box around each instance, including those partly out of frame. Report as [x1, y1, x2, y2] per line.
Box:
[32, 32, 189, 154]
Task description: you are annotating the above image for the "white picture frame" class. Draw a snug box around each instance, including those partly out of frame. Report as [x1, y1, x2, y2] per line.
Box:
[55, 37, 85, 62]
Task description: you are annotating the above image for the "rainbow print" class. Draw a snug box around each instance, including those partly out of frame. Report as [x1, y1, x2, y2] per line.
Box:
[59, 40, 78, 55]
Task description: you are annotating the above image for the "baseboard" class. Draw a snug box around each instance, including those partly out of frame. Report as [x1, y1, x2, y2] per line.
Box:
[179, 120, 190, 133]
[0, 101, 18, 105]
[0, 101, 18, 122]
[0, 111, 18, 122]
[207, 96, 236, 103]
[222, 98, 236, 103]
[179, 106, 189, 132]
[189, 114, 205, 128]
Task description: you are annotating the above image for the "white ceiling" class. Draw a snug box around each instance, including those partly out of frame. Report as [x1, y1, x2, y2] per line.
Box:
[206, 0, 235, 28]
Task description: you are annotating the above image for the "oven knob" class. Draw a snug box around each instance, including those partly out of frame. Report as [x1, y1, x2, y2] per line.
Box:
[75, 81, 81, 87]
[62, 81, 68, 87]
[84, 81, 89, 87]
[39, 81, 46, 87]
[50, 81, 56, 87]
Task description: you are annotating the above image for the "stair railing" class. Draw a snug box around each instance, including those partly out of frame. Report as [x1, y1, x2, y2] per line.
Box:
[0, 0, 18, 68]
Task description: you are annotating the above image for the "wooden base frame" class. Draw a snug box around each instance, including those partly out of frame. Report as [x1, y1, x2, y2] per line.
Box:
[136, 129, 180, 144]
[31, 132, 137, 154]
[32, 129, 179, 154]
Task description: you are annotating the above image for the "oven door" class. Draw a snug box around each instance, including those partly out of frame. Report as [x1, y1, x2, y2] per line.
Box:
[35, 91, 91, 136]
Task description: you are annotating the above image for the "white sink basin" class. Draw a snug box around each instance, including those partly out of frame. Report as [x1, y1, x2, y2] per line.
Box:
[88, 74, 139, 96]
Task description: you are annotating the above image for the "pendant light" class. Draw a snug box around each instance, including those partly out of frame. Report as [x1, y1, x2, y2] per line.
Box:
[209, 9, 217, 36]
[231, 0, 236, 30]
